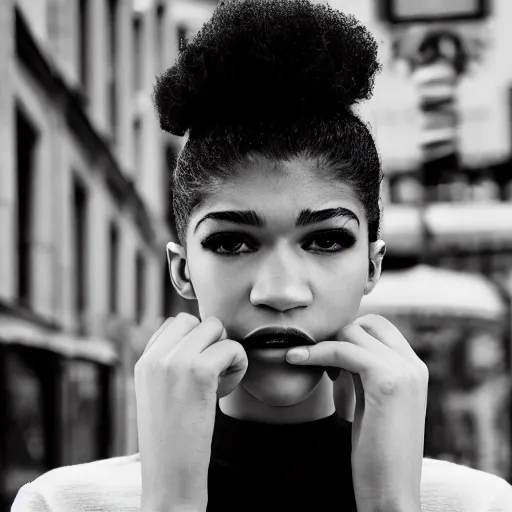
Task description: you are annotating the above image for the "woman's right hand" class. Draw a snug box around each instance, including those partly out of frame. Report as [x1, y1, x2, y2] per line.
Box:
[134, 313, 248, 512]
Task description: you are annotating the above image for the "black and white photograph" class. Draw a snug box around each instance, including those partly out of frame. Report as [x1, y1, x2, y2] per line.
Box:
[2, 0, 512, 511]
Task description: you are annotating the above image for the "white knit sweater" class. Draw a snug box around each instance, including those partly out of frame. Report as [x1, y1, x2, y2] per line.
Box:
[10, 454, 512, 511]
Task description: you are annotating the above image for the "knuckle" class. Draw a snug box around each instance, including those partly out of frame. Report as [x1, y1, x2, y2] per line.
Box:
[176, 312, 200, 329]
[417, 361, 430, 385]
[401, 363, 428, 389]
[374, 365, 411, 396]
[360, 314, 385, 328]
[231, 340, 249, 367]
[133, 360, 143, 379]
[372, 362, 428, 398]
[204, 315, 224, 333]
[342, 323, 362, 338]
[375, 374, 399, 396]
[166, 356, 190, 376]
[155, 357, 190, 386]
[223, 339, 249, 365]
[134, 358, 162, 382]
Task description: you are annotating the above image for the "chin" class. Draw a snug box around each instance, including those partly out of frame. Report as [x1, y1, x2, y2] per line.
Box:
[241, 363, 325, 407]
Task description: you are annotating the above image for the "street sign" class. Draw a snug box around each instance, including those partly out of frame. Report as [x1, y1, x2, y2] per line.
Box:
[381, 0, 489, 23]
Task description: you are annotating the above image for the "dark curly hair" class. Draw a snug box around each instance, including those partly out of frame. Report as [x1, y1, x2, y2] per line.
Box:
[153, 0, 383, 247]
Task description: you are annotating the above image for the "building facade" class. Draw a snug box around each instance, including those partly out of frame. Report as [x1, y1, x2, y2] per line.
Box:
[0, 0, 203, 508]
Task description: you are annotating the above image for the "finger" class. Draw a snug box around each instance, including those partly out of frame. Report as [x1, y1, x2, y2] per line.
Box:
[354, 315, 418, 363]
[337, 323, 393, 360]
[178, 316, 228, 355]
[198, 338, 248, 377]
[286, 341, 382, 376]
[144, 313, 200, 360]
[333, 369, 356, 420]
[142, 317, 175, 356]
[351, 373, 365, 444]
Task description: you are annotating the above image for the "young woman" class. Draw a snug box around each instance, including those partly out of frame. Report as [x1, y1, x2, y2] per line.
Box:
[12, 1, 512, 511]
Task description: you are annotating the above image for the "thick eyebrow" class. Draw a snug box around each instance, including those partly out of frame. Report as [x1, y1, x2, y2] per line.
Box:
[296, 207, 360, 227]
[194, 207, 359, 233]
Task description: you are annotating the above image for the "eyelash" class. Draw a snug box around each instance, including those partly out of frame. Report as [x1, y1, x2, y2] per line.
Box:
[200, 229, 357, 257]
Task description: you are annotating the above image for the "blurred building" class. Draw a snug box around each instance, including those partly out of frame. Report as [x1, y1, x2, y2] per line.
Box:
[0, 0, 207, 508]
[335, 0, 512, 480]
[331, 0, 512, 278]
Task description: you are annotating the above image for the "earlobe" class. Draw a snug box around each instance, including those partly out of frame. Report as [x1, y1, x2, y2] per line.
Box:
[166, 242, 196, 300]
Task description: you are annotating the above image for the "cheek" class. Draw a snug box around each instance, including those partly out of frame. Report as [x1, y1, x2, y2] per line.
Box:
[188, 252, 247, 315]
[317, 251, 368, 317]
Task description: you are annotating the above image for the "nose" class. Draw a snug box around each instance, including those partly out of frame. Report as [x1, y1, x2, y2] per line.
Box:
[249, 243, 313, 312]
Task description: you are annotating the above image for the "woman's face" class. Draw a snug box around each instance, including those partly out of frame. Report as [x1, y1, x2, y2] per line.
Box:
[174, 154, 382, 407]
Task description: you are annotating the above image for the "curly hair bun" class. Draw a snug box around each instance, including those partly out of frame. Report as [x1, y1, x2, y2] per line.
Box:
[153, 0, 381, 136]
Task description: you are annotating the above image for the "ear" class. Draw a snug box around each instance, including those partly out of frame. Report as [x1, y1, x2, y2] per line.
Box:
[364, 240, 386, 296]
[166, 242, 196, 300]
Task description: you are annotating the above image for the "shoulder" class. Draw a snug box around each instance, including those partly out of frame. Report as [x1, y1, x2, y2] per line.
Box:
[420, 457, 512, 512]
[11, 453, 142, 512]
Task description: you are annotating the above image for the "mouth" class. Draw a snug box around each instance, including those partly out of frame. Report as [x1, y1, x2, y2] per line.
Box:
[241, 326, 316, 350]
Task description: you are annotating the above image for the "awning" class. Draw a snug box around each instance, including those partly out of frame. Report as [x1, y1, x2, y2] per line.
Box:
[0, 314, 118, 365]
[382, 203, 512, 249]
[425, 202, 512, 243]
[359, 265, 506, 320]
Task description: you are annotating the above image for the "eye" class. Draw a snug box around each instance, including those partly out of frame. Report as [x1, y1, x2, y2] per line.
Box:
[201, 232, 258, 256]
[303, 229, 356, 254]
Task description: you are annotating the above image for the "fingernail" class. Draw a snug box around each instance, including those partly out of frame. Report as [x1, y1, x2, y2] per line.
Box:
[286, 347, 310, 363]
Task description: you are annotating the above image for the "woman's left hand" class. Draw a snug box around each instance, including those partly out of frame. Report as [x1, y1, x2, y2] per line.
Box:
[286, 314, 428, 512]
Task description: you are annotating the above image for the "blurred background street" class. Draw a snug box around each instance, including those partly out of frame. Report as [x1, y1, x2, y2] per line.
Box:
[1, 0, 512, 509]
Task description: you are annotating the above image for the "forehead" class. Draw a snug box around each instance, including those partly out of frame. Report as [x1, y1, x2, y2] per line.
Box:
[197, 154, 364, 219]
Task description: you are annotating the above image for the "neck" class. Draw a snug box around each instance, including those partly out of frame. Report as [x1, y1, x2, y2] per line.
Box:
[219, 373, 338, 424]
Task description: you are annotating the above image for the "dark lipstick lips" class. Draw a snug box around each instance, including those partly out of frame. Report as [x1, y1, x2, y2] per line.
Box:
[241, 327, 316, 350]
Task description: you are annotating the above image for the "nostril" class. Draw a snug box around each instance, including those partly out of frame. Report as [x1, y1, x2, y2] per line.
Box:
[254, 303, 308, 314]
[253, 303, 277, 313]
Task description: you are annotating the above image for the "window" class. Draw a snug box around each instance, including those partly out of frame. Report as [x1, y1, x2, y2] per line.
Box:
[108, 222, 119, 315]
[177, 24, 188, 51]
[78, 0, 88, 92]
[3, 348, 59, 482]
[135, 251, 146, 324]
[381, 0, 488, 23]
[488, 251, 512, 283]
[73, 178, 88, 335]
[448, 173, 471, 202]
[107, 0, 118, 141]
[133, 117, 142, 180]
[156, 3, 165, 73]
[505, 180, 512, 202]
[471, 172, 499, 202]
[132, 15, 143, 92]
[395, 175, 422, 205]
[65, 360, 104, 465]
[16, 107, 38, 308]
